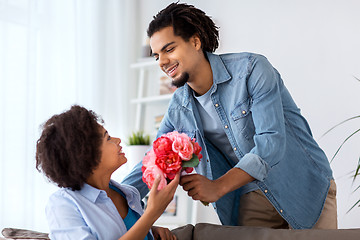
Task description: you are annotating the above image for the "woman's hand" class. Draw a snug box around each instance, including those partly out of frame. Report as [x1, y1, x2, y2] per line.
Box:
[117, 173, 180, 240]
[146, 172, 180, 220]
[151, 226, 177, 240]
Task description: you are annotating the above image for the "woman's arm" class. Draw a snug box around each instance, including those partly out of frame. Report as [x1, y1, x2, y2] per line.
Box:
[119, 173, 179, 240]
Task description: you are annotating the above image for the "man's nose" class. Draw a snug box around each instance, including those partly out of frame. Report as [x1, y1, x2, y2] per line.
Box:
[159, 54, 170, 70]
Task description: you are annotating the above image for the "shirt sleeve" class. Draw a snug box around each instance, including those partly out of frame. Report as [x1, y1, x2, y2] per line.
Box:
[46, 193, 96, 240]
[235, 55, 286, 181]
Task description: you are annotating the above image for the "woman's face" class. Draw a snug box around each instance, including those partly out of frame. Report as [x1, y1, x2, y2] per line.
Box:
[97, 126, 127, 174]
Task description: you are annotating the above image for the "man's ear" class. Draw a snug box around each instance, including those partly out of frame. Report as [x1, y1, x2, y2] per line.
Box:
[191, 34, 202, 50]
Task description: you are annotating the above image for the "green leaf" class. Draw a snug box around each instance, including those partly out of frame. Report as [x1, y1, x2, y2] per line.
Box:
[347, 199, 360, 214]
[127, 131, 150, 145]
[353, 157, 360, 183]
[320, 115, 360, 139]
[330, 128, 360, 163]
[182, 155, 200, 168]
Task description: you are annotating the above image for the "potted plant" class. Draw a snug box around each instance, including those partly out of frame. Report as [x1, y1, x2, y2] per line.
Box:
[322, 77, 360, 212]
[127, 131, 150, 146]
[125, 131, 151, 170]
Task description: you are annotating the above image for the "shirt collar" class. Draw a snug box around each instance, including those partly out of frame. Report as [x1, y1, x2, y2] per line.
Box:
[182, 52, 231, 107]
[78, 183, 103, 203]
[77, 181, 139, 205]
[206, 52, 232, 85]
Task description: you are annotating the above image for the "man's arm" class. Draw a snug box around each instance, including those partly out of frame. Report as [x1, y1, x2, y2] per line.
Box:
[180, 168, 254, 203]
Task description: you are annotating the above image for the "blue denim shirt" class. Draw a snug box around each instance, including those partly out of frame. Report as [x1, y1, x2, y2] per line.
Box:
[123, 52, 333, 229]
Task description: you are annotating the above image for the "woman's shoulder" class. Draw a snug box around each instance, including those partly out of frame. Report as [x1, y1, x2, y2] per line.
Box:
[110, 180, 141, 199]
[47, 187, 78, 204]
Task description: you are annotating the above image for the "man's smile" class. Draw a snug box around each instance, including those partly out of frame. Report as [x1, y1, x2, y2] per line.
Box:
[165, 63, 179, 77]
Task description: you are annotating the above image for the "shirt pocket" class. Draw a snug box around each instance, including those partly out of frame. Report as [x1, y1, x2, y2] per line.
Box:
[230, 98, 255, 141]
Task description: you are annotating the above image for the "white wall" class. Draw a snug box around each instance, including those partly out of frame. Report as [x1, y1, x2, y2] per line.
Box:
[138, 0, 360, 228]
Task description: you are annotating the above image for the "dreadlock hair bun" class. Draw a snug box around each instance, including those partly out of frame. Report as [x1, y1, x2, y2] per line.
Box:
[147, 2, 219, 53]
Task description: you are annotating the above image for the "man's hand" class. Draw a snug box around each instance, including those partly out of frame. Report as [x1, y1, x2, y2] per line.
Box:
[180, 168, 255, 203]
[179, 174, 223, 203]
[151, 226, 177, 240]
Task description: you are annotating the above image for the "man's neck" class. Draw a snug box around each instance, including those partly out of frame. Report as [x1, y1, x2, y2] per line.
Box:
[188, 57, 213, 96]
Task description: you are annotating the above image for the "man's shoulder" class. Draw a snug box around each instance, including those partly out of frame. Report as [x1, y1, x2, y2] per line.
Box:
[218, 52, 267, 64]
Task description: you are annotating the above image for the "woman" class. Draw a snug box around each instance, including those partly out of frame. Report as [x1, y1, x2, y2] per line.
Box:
[36, 105, 178, 240]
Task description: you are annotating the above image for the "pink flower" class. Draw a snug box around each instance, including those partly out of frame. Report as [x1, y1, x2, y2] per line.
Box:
[164, 131, 179, 141]
[192, 139, 203, 160]
[142, 149, 156, 168]
[184, 167, 194, 173]
[155, 151, 182, 180]
[172, 133, 194, 160]
[153, 136, 173, 156]
[142, 131, 202, 190]
[142, 164, 167, 190]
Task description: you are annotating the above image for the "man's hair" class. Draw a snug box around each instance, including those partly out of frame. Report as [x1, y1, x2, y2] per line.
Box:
[147, 2, 219, 53]
[36, 105, 103, 190]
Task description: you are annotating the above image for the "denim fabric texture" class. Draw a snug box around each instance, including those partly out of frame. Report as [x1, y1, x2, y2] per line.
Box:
[122, 52, 333, 229]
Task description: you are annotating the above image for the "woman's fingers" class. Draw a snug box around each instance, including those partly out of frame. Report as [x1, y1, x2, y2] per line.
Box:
[151, 175, 161, 191]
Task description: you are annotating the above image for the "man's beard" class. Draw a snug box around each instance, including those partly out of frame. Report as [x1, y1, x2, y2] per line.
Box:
[171, 72, 189, 88]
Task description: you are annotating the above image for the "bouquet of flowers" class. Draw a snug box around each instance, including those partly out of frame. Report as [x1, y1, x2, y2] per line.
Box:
[141, 131, 202, 190]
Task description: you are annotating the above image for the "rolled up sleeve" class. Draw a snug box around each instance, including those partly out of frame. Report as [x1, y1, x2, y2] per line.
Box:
[235, 153, 270, 181]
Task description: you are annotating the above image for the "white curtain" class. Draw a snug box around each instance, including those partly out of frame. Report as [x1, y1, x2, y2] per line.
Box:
[0, 0, 139, 232]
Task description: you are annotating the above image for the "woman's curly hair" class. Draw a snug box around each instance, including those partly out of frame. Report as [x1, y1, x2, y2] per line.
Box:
[36, 105, 103, 190]
[147, 2, 219, 53]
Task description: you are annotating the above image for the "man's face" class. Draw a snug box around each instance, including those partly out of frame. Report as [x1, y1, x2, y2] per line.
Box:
[150, 26, 202, 87]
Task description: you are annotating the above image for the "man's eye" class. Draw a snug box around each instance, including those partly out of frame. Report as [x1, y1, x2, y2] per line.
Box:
[107, 136, 111, 140]
[166, 47, 174, 53]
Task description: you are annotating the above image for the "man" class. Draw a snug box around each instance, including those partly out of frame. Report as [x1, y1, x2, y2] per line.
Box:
[123, 2, 337, 229]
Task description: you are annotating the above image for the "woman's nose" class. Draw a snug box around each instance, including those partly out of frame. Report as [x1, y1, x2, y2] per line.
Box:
[114, 137, 121, 145]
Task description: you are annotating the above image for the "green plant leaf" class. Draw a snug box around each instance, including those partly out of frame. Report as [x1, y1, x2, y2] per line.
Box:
[352, 184, 360, 194]
[127, 131, 150, 145]
[320, 115, 360, 139]
[346, 199, 360, 214]
[353, 157, 360, 182]
[330, 128, 360, 162]
[182, 155, 200, 168]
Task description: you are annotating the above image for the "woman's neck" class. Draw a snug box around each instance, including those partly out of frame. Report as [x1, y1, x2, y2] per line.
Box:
[86, 173, 111, 191]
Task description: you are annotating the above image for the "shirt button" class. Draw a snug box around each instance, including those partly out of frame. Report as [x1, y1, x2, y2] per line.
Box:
[264, 189, 268, 193]
[225, 125, 228, 129]
[215, 103, 219, 107]
[233, 147, 237, 151]
[207, 159, 209, 162]
[131, 205, 135, 209]
[242, 110, 246, 114]
[280, 209, 283, 213]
